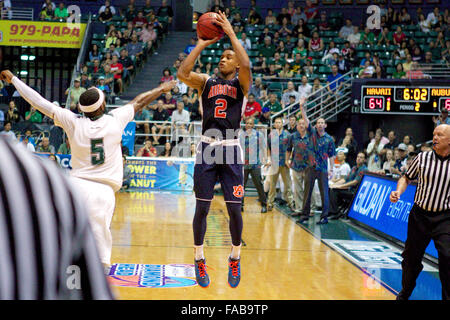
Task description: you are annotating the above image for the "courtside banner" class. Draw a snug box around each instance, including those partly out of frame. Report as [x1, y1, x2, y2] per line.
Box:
[347, 173, 438, 259]
[126, 157, 194, 192]
[0, 20, 86, 48]
[36, 153, 72, 169]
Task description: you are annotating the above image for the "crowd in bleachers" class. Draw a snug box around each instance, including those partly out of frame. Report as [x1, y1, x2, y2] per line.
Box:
[0, 0, 175, 158]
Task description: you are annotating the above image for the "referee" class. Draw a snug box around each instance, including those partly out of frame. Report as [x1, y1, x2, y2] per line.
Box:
[0, 137, 113, 299]
[390, 124, 450, 300]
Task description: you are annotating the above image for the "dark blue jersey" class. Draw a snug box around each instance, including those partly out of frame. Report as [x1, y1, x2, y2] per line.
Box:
[200, 77, 246, 139]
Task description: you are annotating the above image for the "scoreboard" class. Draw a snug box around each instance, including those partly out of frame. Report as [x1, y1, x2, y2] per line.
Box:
[360, 85, 450, 115]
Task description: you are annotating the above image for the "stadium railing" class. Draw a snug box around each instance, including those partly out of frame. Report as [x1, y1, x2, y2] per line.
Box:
[1, 7, 33, 20]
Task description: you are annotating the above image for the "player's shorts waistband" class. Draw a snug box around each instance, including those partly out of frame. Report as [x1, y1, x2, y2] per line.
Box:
[201, 135, 240, 146]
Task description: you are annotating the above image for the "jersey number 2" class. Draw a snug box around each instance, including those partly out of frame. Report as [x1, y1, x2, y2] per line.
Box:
[91, 138, 105, 165]
[214, 99, 227, 119]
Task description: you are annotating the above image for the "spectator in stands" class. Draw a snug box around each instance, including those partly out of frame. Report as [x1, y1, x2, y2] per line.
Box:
[40, 4, 54, 21]
[304, 0, 318, 21]
[5, 100, 20, 124]
[171, 101, 190, 144]
[0, 0, 12, 20]
[380, 148, 395, 175]
[180, 93, 192, 111]
[308, 31, 324, 53]
[89, 44, 103, 62]
[316, 11, 330, 32]
[249, 77, 262, 99]
[231, 12, 245, 33]
[263, 93, 282, 115]
[381, 130, 398, 158]
[126, 34, 144, 62]
[162, 91, 176, 115]
[406, 62, 426, 79]
[142, 0, 155, 18]
[372, 65, 385, 79]
[377, 27, 393, 46]
[278, 63, 293, 79]
[42, 0, 56, 12]
[263, 63, 277, 80]
[386, 7, 398, 28]
[337, 53, 351, 74]
[398, 7, 411, 25]
[137, 139, 158, 157]
[54, 2, 69, 21]
[329, 152, 368, 219]
[418, 13, 431, 34]
[297, 75, 312, 99]
[412, 46, 424, 62]
[25, 106, 43, 123]
[239, 32, 251, 51]
[133, 11, 148, 28]
[36, 137, 55, 154]
[393, 26, 406, 46]
[272, 52, 285, 72]
[134, 104, 151, 137]
[258, 107, 271, 126]
[433, 109, 450, 126]
[0, 80, 8, 98]
[160, 68, 174, 83]
[121, 155, 131, 189]
[159, 142, 172, 157]
[337, 127, 358, 167]
[329, 151, 351, 187]
[138, 23, 156, 48]
[244, 94, 262, 121]
[426, 7, 440, 27]
[361, 27, 376, 45]
[392, 63, 406, 79]
[105, 30, 118, 49]
[339, 19, 354, 39]
[99, 6, 113, 23]
[264, 9, 276, 25]
[119, 49, 134, 81]
[277, 7, 291, 25]
[157, 0, 174, 25]
[183, 37, 196, 55]
[310, 77, 324, 101]
[247, 8, 262, 25]
[281, 81, 300, 109]
[110, 55, 124, 94]
[391, 143, 408, 175]
[292, 7, 307, 26]
[99, 0, 116, 15]
[96, 76, 111, 97]
[171, 85, 182, 102]
[124, 1, 137, 22]
[347, 26, 361, 48]
[101, 64, 115, 90]
[57, 136, 71, 154]
[275, 40, 290, 60]
[0, 121, 16, 141]
[291, 39, 308, 62]
[151, 99, 170, 145]
[79, 72, 92, 90]
[367, 132, 385, 172]
[278, 17, 292, 38]
[65, 78, 86, 113]
[327, 65, 344, 95]
[303, 58, 315, 77]
[20, 136, 35, 152]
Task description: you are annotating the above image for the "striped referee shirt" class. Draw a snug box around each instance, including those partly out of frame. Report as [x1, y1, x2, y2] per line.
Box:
[405, 150, 450, 212]
[0, 137, 114, 300]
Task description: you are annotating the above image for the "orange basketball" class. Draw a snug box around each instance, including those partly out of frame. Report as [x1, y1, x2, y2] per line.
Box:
[197, 12, 224, 40]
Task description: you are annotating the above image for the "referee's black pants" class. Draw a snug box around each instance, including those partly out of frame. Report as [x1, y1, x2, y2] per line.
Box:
[400, 205, 450, 300]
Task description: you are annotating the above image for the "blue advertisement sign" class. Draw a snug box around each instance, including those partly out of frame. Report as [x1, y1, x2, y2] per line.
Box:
[122, 122, 136, 156]
[126, 157, 194, 192]
[36, 153, 72, 169]
[348, 173, 438, 259]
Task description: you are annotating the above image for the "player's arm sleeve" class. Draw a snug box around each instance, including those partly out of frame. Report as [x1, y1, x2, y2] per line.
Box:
[404, 154, 420, 181]
[11, 76, 76, 133]
[110, 104, 135, 132]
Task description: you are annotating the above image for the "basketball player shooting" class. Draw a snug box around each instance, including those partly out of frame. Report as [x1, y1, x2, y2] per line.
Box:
[1, 69, 176, 272]
[177, 11, 251, 288]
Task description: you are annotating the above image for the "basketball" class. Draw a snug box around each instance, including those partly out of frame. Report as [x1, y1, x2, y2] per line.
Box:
[197, 12, 224, 40]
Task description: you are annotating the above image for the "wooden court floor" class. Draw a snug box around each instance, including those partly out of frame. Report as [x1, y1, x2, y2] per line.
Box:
[109, 191, 395, 300]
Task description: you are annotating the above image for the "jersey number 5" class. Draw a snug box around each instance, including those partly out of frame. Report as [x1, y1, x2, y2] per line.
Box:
[91, 138, 105, 165]
[214, 99, 227, 119]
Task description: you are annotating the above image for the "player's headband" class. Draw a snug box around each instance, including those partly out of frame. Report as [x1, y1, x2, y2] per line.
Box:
[79, 87, 105, 113]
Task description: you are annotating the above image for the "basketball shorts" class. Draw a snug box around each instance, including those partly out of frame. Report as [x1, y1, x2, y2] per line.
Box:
[70, 177, 116, 265]
[194, 141, 244, 203]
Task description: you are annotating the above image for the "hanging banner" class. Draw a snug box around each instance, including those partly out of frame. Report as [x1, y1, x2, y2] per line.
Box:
[0, 20, 86, 48]
[122, 122, 136, 156]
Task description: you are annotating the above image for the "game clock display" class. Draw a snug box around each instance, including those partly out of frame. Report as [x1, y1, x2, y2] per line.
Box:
[361, 85, 450, 115]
